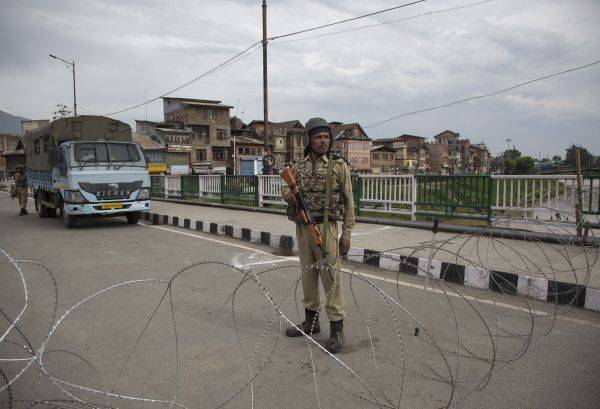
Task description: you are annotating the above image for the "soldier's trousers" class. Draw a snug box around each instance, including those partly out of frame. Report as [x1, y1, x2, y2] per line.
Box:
[296, 221, 345, 322]
[17, 187, 28, 209]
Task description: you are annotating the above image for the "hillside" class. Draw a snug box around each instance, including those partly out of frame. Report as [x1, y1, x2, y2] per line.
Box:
[0, 110, 29, 133]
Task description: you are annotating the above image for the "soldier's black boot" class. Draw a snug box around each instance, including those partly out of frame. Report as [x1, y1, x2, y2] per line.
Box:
[285, 309, 320, 337]
[22, 208, 28, 215]
[325, 320, 345, 354]
[18, 208, 26, 216]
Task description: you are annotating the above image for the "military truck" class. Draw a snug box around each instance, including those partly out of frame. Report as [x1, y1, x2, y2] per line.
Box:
[25, 116, 151, 227]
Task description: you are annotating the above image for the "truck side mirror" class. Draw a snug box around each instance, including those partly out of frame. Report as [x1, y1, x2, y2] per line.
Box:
[48, 148, 58, 166]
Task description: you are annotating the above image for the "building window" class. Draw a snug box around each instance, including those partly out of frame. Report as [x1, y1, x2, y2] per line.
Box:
[212, 147, 225, 161]
[217, 129, 227, 140]
[196, 149, 206, 160]
[372, 153, 379, 160]
[205, 109, 215, 119]
[34, 139, 40, 154]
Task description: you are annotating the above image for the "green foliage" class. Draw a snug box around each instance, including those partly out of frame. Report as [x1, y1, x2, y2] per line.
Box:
[564, 145, 594, 168]
[552, 155, 562, 162]
[503, 148, 521, 160]
[503, 159, 516, 175]
[514, 156, 535, 174]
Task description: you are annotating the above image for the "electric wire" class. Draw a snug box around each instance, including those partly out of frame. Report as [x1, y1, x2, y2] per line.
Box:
[270, 0, 494, 45]
[102, 41, 262, 116]
[365, 58, 600, 128]
[267, 0, 426, 41]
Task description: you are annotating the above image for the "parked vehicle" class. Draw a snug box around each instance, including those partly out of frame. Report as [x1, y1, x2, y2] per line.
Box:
[25, 116, 151, 227]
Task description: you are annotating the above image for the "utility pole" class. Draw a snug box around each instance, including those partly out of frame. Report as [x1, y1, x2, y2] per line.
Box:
[506, 138, 511, 157]
[262, 0, 271, 174]
[49, 54, 77, 116]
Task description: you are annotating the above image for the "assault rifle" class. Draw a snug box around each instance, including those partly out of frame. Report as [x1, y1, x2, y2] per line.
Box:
[281, 167, 323, 251]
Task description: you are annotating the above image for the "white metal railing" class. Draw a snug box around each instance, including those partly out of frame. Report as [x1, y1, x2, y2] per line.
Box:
[491, 175, 577, 220]
[198, 175, 221, 198]
[153, 174, 584, 224]
[358, 174, 416, 219]
[164, 175, 182, 198]
[259, 175, 286, 207]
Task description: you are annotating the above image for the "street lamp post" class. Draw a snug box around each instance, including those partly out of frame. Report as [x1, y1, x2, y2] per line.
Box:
[49, 54, 77, 116]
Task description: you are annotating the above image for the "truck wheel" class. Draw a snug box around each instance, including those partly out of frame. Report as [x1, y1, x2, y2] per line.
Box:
[126, 212, 141, 224]
[62, 204, 77, 228]
[37, 191, 49, 218]
[47, 208, 57, 218]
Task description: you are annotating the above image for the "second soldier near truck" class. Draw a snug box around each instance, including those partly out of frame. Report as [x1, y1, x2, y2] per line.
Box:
[283, 118, 355, 354]
[14, 165, 29, 216]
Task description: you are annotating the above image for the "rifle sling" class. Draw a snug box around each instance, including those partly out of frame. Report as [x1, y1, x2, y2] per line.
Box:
[321, 155, 334, 258]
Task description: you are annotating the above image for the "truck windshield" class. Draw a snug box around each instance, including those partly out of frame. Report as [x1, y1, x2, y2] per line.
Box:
[75, 142, 141, 163]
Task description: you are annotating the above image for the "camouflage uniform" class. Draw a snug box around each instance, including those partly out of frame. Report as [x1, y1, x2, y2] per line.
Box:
[284, 153, 355, 321]
[14, 168, 29, 214]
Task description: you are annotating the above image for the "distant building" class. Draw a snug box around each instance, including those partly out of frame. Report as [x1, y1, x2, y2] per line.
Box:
[162, 97, 233, 172]
[430, 130, 489, 174]
[132, 132, 166, 174]
[331, 122, 372, 173]
[248, 119, 304, 170]
[370, 145, 395, 174]
[21, 119, 49, 134]
[0, 134, 25, 177]
[372, 134, 427, 173]
[135, 120, 192, 174]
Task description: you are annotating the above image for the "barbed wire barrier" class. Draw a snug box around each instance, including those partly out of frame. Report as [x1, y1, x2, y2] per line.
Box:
[0, 201, 598, 408]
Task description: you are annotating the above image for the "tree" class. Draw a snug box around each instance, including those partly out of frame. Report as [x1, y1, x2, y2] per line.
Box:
[515, 156, 535, 174]
[52, 103, 72, 120]
[503, 159, 516, 175]
[564, 145, 594, 168]
[502, 148, 521, 160]
[552, 155, 562, 162]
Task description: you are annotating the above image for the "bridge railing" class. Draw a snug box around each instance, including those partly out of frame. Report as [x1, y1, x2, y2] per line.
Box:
[150, 173, 584, 225]
[491, 175, 577, 220]
[356, 174, 416, 219]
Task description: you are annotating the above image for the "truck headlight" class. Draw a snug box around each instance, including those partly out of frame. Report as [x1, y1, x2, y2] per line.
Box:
[64, 190, 86, 203]
[137, 187, 150, 200]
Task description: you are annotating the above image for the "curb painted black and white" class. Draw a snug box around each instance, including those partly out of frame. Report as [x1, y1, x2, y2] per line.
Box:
[142, 211, 600, 313]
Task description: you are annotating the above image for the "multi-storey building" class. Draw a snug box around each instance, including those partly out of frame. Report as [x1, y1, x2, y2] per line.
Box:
[430, 130, 489, 174]
[370, 145, 395, 174]
[135, 120, 192, 173]
[372, 134, 427, 172]
[248, 119, 304, 170]
[162, 97, 232, 171]
[331, 123, 372, 173]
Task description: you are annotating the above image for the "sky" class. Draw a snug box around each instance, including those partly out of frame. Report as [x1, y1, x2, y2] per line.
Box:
[0, 0, 599, 158]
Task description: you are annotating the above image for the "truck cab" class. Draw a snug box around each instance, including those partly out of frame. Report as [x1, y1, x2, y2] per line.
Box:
[52, 140, 151, 227]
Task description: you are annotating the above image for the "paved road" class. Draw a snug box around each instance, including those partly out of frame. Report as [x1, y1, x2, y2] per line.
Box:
[150, 200, 600, 288]
[1, 193, 600, 408]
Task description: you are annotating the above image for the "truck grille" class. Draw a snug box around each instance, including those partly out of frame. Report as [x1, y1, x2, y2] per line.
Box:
[79, 180, 143, 201]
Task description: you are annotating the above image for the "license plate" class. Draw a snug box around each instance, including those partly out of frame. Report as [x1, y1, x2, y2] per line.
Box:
[101, 203, 123, 210]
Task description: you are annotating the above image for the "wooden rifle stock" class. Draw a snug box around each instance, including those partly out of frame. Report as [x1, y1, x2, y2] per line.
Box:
[281, 167, 323, 248]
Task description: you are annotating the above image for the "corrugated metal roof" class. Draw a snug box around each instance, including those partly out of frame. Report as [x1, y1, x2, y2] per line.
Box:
[132, 133, 164, 150]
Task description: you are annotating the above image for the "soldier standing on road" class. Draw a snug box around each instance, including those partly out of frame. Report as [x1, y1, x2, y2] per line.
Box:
[14, 165, 29, 216]
[283, 117, 355, 354]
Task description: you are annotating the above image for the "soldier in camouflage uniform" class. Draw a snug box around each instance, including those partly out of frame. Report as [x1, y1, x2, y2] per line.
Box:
[283, 117, 355, 354]
[14, 165, 29, 216]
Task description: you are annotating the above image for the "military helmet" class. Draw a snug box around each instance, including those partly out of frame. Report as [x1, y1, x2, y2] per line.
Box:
[303, 117, 332, 148]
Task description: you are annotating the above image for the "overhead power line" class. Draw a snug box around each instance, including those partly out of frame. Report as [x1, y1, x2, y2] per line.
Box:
[271, 0, 494, 45]
[365, 58, 600, 128]
[267, 0, 426, 41]
[103, 40, 262, 116]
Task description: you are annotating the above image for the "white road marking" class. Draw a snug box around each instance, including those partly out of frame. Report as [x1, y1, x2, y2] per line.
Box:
[145, 222, 600, 329]
[142, 223, 297, 259]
